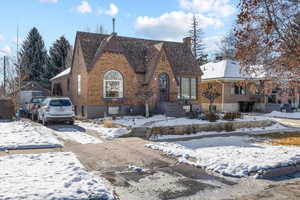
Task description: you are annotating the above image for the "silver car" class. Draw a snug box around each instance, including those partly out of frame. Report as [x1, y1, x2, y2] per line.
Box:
[38, 97, 75, 125]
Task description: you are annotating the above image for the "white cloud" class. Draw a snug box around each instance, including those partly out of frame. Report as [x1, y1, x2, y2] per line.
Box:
[76, 0, 92, 14]
[40, 0, 59, 3]
[135, 11, 223, 41]
[178, 0, 235, 18]
[0, 35, 4, 43]
[0, 45, 12, 56]
[203, 36, 224, 54]
[105, 3, 119, 16]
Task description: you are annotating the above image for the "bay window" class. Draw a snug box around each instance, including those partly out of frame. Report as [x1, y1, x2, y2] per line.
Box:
[178, 77, 197, 100]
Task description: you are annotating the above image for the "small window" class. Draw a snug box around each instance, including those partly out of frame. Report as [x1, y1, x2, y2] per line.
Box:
[103, 70, 123, 98]
[232, 83, 245, 95]
[77, 75, 81, 95]
[108, 106, 119, 115]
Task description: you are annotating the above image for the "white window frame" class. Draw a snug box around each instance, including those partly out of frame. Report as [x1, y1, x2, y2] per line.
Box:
[103, 70, 124, 99]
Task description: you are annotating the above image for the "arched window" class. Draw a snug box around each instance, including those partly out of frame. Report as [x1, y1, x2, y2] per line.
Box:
[103, 70, 123, 98]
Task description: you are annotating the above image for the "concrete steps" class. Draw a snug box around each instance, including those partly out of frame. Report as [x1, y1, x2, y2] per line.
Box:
[156, 102, 186, 117]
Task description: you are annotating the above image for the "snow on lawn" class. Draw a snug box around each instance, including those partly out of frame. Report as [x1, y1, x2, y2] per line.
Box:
[93, 115, 269, 128]
[151, 123, 288, 140]
[77, 121, 129, 139]
[146, 136, 300, 177]
[149, 115, 269, 127]
[265, 111, 300, 119]
[0, 152, 115, 200]
[54, 128, 102, 144]
[112, 115, 174, 127]
[0, 120, 62, 150]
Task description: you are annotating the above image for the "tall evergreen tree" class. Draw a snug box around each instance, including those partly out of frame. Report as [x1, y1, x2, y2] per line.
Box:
[45, 36, 71, 82]
[188, 15, 208, 65]
[19, 27, 48, 84]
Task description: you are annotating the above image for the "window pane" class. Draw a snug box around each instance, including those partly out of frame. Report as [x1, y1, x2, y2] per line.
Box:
[103, 70, 123, 98]
[181, 77, 190, 99]
[191, 78, 196, 99]
[105, 81, 121, 98]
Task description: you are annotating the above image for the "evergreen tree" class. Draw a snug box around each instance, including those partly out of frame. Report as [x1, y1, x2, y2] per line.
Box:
[188, 15, 208, 65]
[45, 36, 71, 83]
[19, 27, 48, 84]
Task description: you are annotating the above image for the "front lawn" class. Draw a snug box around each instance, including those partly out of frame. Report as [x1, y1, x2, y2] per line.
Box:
[0, 152, 115, 200]
[146, 134, 300, 177]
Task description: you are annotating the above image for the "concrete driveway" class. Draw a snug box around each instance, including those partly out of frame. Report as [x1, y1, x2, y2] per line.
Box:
[4, 120, 300, 200]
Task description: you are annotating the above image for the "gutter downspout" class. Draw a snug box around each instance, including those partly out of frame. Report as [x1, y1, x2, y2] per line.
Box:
[217, 80, 225, 112]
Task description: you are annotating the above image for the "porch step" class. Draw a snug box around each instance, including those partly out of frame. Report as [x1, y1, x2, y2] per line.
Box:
[157, 102, 186, 117]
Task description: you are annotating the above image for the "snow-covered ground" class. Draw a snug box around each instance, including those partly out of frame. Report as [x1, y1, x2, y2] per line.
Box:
[0, 152, 114, 200]
[265, 111, 300, 119]
[54, 127, 102, 144]
[93, 115, 269, 128]
[77, 121, 129, 139]
[149, 115, 269, 127]
[151, 123, 289, 140]
[0, 121, 62, 150]
[146, 135, 300, 177]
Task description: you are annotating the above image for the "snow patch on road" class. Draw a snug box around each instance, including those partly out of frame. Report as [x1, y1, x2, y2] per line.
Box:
[55, 127, 102, 144]
[0, 120, 62, 150]
[0, 152, 114, 200]
[146, 136, 300, 177]
[77, 121, 129, 139]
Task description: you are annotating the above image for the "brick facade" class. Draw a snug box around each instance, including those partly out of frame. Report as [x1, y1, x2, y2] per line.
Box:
[50, 32, 202, 118]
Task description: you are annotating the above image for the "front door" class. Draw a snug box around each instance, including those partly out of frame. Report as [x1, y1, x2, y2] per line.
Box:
[158, 73, 169, 101]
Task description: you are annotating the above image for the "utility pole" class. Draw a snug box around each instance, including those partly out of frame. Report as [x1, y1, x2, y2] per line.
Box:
[3, 56, 6, 96]
[17, 25, 21, 92]
[112, 18, 116, 34]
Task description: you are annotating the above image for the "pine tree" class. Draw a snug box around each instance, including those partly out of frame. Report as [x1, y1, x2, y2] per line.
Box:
[188, 15, 208, 65]
[19, 27, 48, 85]
[45, 36, 71, 83]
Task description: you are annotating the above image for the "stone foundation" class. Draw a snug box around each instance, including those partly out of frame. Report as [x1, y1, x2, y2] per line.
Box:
[128, 119, 274, 138]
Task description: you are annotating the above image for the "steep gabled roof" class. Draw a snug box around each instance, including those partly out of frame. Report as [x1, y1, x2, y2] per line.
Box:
[76, 31, 202, 76]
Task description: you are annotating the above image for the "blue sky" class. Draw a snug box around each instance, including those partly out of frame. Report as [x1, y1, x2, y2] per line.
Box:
[0, 0, 238, 57]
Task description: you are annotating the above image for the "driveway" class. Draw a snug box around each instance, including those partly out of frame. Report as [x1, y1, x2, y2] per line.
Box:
[4, 120, 300, 200]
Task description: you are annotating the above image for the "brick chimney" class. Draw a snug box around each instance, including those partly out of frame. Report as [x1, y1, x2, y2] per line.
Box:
[183, 37, 192, 47]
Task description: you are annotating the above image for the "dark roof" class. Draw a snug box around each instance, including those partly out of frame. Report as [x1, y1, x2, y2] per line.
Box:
[76, 31, 202, 76]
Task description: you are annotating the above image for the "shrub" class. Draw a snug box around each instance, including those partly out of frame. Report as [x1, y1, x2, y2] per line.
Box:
[223, 112, 242, 121]
[204, 112, 219, 122]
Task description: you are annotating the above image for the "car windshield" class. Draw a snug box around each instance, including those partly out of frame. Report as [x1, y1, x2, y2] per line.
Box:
[31, 98, 45, 103]
[49, 99, 71, 107]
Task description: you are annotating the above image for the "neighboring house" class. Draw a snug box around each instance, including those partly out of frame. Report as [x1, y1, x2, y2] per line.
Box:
[51, 68, 71, 97]
[200, 60, 300, 113]
[16, 81, 50, 108]
[51, 32, 202, 118]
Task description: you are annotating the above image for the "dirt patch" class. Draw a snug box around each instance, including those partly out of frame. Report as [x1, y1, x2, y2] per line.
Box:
[158, 179, 217, 200]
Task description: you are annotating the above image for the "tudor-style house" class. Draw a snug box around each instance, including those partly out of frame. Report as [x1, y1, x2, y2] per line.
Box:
[51, 32, 202, 118]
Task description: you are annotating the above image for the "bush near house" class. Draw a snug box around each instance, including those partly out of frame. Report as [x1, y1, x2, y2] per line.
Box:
[223, 112, 242, 121]
[0, 98, 15, 120]
[203, 112, 220, 122]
